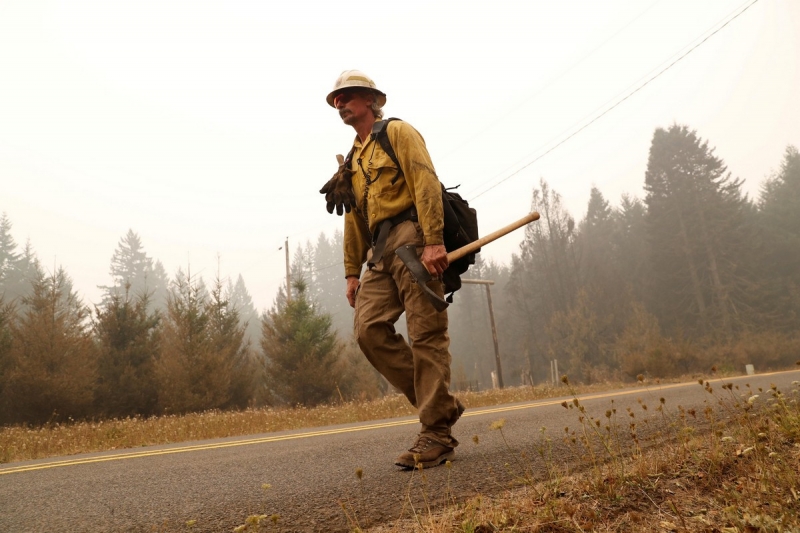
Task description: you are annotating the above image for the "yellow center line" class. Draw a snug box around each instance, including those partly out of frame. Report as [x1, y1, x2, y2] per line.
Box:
[1, 371, 789, 476]
[0, 419, 416, 475]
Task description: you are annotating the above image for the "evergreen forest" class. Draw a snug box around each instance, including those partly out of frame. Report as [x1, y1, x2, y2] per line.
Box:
[1, 124, 798, 426]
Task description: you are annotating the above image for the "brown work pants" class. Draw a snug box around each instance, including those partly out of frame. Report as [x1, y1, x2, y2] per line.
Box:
[354, 220, 461, 447]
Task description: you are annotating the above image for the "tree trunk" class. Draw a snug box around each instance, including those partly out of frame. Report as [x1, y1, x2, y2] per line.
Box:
[676, 210, 709, 335]
[696, 206, 733, 338]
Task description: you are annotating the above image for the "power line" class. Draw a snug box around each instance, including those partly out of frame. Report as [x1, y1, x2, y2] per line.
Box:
[467, 0, 761, 201]
[310, 260, 343, 273]
[438, 0, 663, 167]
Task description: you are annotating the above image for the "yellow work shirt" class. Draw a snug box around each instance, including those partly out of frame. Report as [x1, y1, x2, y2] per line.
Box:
[343, 119, 444, 278]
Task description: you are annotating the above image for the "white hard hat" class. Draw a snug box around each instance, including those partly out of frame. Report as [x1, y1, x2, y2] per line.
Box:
[326, 70, 387, 108]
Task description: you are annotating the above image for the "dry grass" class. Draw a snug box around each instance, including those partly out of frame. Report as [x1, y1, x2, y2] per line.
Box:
[0, 380, 632, 464]
[366, 377, 800, 532]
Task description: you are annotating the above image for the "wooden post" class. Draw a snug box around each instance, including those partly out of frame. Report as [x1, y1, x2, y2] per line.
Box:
[484, 284, 503, 389]
[461, 278, 503, 389]
[285, 237, 291, 303]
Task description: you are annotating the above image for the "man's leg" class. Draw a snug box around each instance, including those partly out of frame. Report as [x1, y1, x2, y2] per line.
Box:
[354, 266, 417, 408]
[393, 258, 461, 446]
[386, 222, 462, 469]
[355, 220, 462, 468]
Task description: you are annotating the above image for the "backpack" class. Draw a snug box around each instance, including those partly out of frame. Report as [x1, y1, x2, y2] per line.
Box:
[370, 118, 480, 301]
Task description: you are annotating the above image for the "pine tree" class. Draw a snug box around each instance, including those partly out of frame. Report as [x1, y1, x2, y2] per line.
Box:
[310, 230, 352, 338]
[583, 187, 613, 236]
[93, 286, 161, 418]
[100, 230, 169, 312]
[151, 260, 170, 309]
[206, 274, 257, 409]
[579, 187, 614, 284]
[155, 268, 236, 414]
[0, 297, 14, 418]
[504, 179, 578, 383]
[532, 186, 626, 382]
[227, 274, 261, 347]
[760, 145, 800, 229]
[260, 278, 347, 406]
[575, 187, 622, 337]
[757, 145, 800, 328]
[1, 267, 97, 424]
[644, 124, 750, 338]
[0, 222, 40, 304]
[0, 213, 19, 289]
[610, 194, 648, 303]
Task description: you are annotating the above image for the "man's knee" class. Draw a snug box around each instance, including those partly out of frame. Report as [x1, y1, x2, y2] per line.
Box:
[354, 315, 371, 348]
[355, 316, 392, 354]
[408, 322, 449, 351]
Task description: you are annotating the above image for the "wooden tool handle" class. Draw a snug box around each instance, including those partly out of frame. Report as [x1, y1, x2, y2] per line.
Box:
[447, 212, 540, 264]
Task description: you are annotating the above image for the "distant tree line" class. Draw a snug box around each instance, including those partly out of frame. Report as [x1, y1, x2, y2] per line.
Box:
[0, 226, 381, 426]
[1, 123, 798, 426]
[459, 126, 800, 387]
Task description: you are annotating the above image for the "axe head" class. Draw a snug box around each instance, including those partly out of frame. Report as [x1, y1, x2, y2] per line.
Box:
[395, 245, 449, 312]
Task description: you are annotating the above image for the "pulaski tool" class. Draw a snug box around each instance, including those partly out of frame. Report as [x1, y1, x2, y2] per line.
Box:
[396, 211, 540, 312]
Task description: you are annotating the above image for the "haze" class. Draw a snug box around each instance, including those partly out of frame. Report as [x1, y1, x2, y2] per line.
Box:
[1, 0, 797, 313]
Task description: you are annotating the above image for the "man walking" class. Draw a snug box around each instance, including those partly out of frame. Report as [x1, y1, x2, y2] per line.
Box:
[322, 70, 464, 468]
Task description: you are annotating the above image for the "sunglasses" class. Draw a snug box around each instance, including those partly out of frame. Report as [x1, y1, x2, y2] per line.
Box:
[333, 91, 363, 107]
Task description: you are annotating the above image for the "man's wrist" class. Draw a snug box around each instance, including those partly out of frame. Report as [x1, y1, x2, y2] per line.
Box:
[423, 234, 444, 246]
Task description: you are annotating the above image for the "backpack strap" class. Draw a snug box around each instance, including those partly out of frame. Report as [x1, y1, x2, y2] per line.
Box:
[371, 118, 403, 184]
[371, 119, 478, 303]
[343, 145, 356, 170]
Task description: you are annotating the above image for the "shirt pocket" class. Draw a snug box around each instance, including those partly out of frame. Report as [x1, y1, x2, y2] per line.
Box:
[365, 151, 403, 220]
[365, 150, 401, 186]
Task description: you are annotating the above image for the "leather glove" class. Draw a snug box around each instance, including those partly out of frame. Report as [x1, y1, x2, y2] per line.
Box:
[319, 158, 356, 216]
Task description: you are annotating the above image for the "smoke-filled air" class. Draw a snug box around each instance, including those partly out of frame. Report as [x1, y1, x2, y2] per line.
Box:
[1, 0, 799, 425]
[1, 131, 798, 423]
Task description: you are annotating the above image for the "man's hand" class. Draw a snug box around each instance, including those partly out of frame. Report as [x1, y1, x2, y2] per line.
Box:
[319, 157, 356, 216]
[346, 276, 360, 308]
[421, 244, 448, 276]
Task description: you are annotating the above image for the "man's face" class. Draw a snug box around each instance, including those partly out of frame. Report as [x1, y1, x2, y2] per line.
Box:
[334, 90, 373, 125]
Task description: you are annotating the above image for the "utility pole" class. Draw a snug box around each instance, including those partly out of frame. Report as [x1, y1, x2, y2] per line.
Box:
[284, 237, 291, 303]
[461, 278, 503, 389]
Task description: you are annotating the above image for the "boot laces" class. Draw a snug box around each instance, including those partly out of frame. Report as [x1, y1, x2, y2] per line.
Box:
[409, 435, 434, 453]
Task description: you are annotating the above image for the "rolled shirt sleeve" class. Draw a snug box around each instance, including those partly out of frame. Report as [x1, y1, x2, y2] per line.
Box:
[387, 121, 444, 246]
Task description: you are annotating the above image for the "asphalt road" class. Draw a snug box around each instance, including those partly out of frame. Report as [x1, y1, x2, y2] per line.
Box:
[2, 370, 798, 532]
